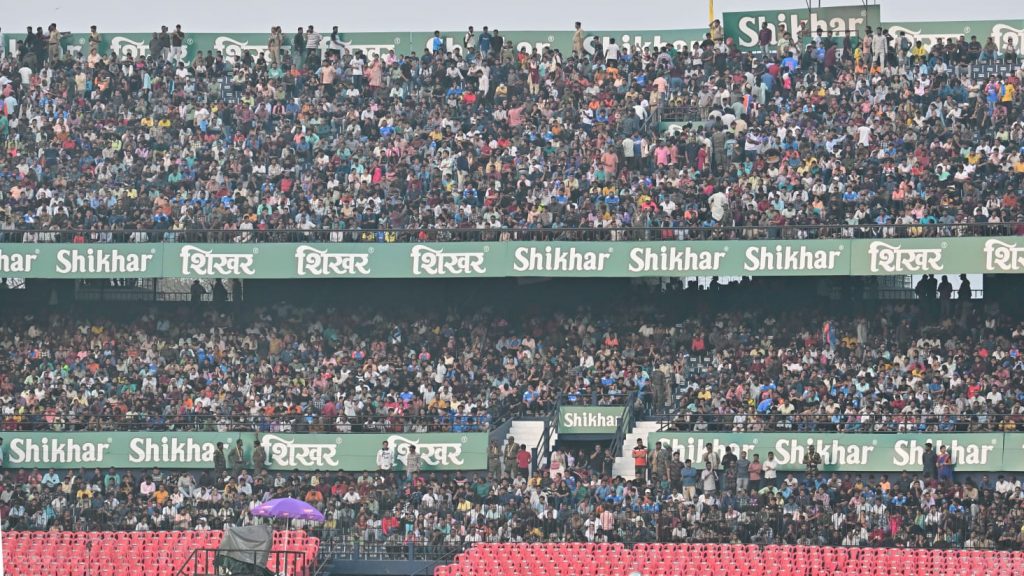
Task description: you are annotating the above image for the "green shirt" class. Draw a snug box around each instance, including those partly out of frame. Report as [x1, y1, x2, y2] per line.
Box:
[473, 481, 491, 499]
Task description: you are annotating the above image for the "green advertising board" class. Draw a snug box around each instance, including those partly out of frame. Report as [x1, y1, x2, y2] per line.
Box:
[723, 5, 881, 50]
[11, 20, 1023, 61]
[1004, 432, 1024, 471]
[19, 29, 707, 64]
[886, 21, 1024, 50]
[2, 432, 487, 471]
[649, 432, 1021, 472]
[2, 237, 1024, 279]
[558, 406, 627, 435]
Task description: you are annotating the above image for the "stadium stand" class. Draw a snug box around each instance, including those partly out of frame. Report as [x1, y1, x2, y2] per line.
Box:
[0, 16, 1022, 242]
[2, 529, 318, 576]
[0, 285, 1020, 436]
[2, 8, 1024, 576]
[1, 282, 1023, 550]
[434, 543, 1024, 576]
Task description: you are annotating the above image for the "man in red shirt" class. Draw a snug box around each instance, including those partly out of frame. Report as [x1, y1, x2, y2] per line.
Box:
[516, 444, 531, 478]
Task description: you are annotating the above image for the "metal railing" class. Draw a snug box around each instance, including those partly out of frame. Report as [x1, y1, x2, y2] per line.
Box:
[654, 412, 1022, 433]
[412, 542, 473, 576]
[0, 222, 1020, 244]
[174, 548, 314, 576]
[1, 412, 492, 433]
[315, 505, 996, 556]
[558, 390, 633, 406]
[320, 538, 469, 562]
[3, 410, 1020, 433]
[533, 403, 560, 472]
[611, 393, 639, 459]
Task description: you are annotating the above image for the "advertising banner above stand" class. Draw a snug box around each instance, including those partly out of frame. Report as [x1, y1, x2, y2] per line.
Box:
[2, 237, 1024, 278]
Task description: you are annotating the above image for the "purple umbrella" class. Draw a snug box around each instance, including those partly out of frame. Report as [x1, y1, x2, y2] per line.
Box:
[250, 498, 325, 522]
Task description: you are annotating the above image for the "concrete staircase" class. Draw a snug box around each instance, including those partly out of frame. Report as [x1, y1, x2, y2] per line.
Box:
[612, 420, 663, 479]
[505, 420, 556, 473]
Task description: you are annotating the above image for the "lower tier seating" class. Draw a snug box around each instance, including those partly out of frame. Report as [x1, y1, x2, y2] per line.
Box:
[2, 530, 319, 576]
[435, 543, 1024, 576]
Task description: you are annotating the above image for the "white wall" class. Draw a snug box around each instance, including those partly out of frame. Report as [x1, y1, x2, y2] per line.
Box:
[911, 274, 984, 299]
[1, 0, 1021, 34]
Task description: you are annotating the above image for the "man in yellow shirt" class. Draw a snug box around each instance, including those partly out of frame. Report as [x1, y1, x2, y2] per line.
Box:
[1001, 81, 1016, 107]
[910, 41, 927, 65]
[154, 485, 170, 505]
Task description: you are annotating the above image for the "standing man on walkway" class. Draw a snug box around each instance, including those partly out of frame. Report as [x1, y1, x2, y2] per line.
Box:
[214, 442, 226, 480]
[252, 440, 267, 477]
[922, 442, 938, 480]
[306, 26, 323, 67]
[572, 22, 586, 57]
[736, 451, 751, 494]
[633, 439, 648, 483]
[171, 25, 186, 62]
[405, 445, 420, 484]
[377, 440, 395, 482]
[230, 439, 246, 479]
[502, 436, 518, 479]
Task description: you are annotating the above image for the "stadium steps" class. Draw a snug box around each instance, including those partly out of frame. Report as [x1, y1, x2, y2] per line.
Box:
[612, 420, 662, 479]
[507, 419, 554, 474]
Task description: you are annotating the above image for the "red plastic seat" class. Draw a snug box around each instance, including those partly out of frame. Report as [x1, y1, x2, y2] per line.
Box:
[3, 529, 318, 576]
[436, 543, 1024, 576]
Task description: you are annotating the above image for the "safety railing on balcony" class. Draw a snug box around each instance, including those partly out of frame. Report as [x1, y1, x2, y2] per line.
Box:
[0, 412, 493, 433]
[4, 410, 1020, 433]
[654, 412, 1022, 433]
[0, 222, 1020, 244]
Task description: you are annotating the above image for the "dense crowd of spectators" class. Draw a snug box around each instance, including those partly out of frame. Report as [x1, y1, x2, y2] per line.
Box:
[3, 436, 1024, 552]
[3, 16, 1024, 558]
[1, 278, 1024, 433]
[0, 303, 497, 433]
[0, 21, 1023, 242]
[0, 274, 1012, 430]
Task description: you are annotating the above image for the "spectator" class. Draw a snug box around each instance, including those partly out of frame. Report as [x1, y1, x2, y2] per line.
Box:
[748, 453, 762, 491]
[922, 442, 938, 480]
[376, 440, 394, 477]
[700, 462, 718, 494]
[404, 445, 420, 483]
[736, 450, 751, 494]
[937, 445, 954, 482]
[230, 440, 246, 478]
[213, 443, 226, 479]
[763, 452, 779, 488]
[632, 439, 648, 483]
[804, 445, 822, 483]
[516, 444, 531, 478]
[252, 441, 266, 477]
